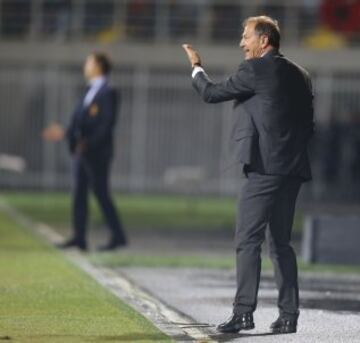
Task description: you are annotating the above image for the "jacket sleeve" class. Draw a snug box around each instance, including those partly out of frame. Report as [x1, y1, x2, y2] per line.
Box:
[192, 61, 256, 104]
[65, 110, 78, 154]
[84, 89, 118, 149]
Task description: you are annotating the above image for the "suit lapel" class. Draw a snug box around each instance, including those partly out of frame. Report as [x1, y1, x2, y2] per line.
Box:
[89, 82, 107, 107]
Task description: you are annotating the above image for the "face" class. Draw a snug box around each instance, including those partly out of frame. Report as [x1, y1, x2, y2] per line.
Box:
[83, 55, 101, 81]
[240, 22, 268, 60]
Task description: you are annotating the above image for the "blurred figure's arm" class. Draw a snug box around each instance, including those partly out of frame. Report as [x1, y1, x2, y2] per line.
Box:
[42, 123, 65, 142]
[65, 113, 79, 154]
[42, 118, 79, 156]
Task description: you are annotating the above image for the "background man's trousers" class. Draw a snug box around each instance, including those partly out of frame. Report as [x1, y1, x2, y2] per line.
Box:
[72, 153, 127, 244]
[234, 171, 302, 319]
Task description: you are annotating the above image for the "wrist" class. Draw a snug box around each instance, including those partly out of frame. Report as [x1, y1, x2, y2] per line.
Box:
[191, 65, 204, 78]
[192, 62, 201, 68]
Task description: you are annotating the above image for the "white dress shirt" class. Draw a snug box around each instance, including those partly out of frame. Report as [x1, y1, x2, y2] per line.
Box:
[192, 66, 205, 78]
[83, 76, 107, 107]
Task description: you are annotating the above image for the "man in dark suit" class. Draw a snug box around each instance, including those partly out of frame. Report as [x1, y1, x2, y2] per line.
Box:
[183, 16, 314, 334]
[43, 53, 127, 252]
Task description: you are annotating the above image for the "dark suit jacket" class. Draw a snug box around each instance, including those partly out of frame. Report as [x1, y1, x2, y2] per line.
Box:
[192, 49, 314, 181]
[66, 83, 119, 158]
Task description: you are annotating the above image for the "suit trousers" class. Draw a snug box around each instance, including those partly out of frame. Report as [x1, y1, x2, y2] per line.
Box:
[233, 171, 302, 319]
[72, 153, 126, 244]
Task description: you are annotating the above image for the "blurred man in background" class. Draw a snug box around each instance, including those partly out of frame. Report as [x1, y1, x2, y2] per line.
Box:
[43, 52, 127, 252]
[183, 16, 314, 335]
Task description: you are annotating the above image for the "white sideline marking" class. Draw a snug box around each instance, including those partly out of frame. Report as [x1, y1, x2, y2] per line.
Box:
[0, 199, 217, 343]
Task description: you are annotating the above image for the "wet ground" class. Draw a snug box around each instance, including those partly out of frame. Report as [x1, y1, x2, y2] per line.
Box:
[119, 267, 360, 342]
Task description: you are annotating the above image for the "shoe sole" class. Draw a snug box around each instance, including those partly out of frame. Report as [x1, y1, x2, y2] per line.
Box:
[271, 328, 297, 334]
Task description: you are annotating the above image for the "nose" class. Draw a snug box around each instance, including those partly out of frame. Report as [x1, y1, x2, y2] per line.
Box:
[239, 40, 245, 49]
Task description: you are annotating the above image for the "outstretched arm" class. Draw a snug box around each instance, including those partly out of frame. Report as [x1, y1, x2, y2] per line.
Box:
[182, 44, 255, 103]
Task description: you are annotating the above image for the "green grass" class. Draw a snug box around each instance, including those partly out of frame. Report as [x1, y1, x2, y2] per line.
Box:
[90, 252, 360, 275]
[2, 192, 359, 274]
[0, 210, 172, 343]
[89, 252, 236, 269]
[1, 191, 304, 234]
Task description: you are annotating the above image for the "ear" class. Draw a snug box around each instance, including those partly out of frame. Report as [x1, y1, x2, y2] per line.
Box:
[260, 35, 269, 48]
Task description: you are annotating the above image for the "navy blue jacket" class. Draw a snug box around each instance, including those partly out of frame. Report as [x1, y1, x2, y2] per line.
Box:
[66, 83, 119, 157]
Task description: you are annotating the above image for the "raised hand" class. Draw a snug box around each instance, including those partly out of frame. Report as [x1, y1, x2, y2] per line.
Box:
[182, 44, 202, 68]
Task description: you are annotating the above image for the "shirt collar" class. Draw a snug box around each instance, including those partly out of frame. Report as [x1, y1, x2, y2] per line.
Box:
[261, 48, 280, 58]
[88, 76, 107, 88]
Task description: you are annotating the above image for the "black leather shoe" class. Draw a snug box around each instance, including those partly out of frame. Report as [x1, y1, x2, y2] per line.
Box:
[217, 312, 254, 333]
[270, 317, 297, 334]
[56, 238, 87, 251]
[97, 240, 127, 252]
